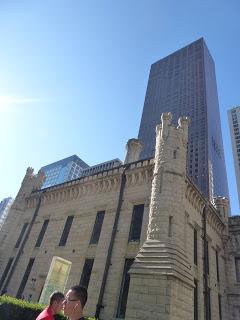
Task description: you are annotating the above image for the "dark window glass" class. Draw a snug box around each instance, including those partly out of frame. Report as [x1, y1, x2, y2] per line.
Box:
[116, 259, 134, 318]
[0, 258, 13, 290]
[235, 257, 240, 282]
[35, 219, 49, 247]
[16, 258, 35, 298]
[128, 205, 144, 242]
[15, 223, 28, 248]
[206, 240, 209, 275]
[207, 287, 211, 320]
[59, 216, 74, 246]
[216, 250, 220, 282]
[218, 294, 222, 320]
[79, 259, 94, 289]
[89, 211, 105, 244]
[194, 279, 198, 320]
[194, 228, 198, 265]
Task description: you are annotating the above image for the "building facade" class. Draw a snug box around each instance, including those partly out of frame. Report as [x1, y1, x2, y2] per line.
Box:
[228, 107, 240, 208]
[0, 197, 14, 231]
[0, 114, 239, 320]
[138, 38, 228, 200]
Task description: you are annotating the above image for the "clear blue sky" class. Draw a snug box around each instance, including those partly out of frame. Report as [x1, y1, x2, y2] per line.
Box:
[0, 1, 239, 214]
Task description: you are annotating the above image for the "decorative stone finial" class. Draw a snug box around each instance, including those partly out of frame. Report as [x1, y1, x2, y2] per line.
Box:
[124, 138, 143, 164]
[178, 116, 190, 147]
[213, 196, 229, 220]
[161, 112, 172, 140]
[178, 116, 190, 129]
[37, 169, 46, 185]
[26, 167, 34, 176]
[161, 112, 173, 122]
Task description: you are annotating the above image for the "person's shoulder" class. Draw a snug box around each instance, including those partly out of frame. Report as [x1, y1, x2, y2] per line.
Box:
[36, 307, 53, 320]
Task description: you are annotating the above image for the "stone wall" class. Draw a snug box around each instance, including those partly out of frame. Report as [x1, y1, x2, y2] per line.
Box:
[226, 216, 240, 320]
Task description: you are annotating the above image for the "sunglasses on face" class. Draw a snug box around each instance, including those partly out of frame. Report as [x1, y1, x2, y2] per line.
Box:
[63, 298, 79, 303]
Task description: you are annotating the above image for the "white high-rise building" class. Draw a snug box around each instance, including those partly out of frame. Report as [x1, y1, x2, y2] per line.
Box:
[228, 106, 240, 207]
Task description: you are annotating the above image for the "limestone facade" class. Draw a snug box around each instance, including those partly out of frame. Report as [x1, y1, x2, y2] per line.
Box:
[0, 114, 239, 320]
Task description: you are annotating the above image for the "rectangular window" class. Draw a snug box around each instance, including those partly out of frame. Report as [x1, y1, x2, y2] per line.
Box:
[16, 258, 35, 298]
[194, 228, 198, 265]
[206, 240, 209, 275]
[89, 211, 105, 244]
[15, 223, 28, 248]
[59, 216, 74, 246]
[218, 294, 222, 320]
[79, 259, 94, 289]
[35, 219, 49, 247]
[235, 257, 240, 282]
[116, 259, 134, 318]
[216, 250, 220, 282]
[206, 287, 211, 320]
[0, 257, 13, 290]
[194, 279, 198, 320]
[128, 204, 144, 242]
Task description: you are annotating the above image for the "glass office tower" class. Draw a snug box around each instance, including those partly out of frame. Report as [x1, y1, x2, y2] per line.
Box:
[41, 155, 89, 188]
[228, 107, 240, 207]
[138, 38, 229, 199]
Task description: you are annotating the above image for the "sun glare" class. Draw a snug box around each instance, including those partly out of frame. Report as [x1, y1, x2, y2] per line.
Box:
[0, 96, 38, 112]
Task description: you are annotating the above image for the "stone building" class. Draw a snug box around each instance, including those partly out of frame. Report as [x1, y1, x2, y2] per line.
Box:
[0, 113, 239, 320]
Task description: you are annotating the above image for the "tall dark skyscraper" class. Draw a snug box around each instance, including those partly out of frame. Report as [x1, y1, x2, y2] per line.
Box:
[138, 38, 229, 199]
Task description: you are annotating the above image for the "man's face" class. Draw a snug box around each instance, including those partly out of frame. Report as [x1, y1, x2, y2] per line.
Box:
[63, 289, 81, 317]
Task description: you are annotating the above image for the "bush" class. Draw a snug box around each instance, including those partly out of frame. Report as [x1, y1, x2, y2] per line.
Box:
[0, 295, 94, 320]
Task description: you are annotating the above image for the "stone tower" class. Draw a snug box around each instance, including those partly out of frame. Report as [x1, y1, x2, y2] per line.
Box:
[125, 113, 194, 320]
[0, 168, 45, 261]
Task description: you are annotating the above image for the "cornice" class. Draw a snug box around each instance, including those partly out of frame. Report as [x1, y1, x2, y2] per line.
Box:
[185, 177, 226, 236]
[125, 161, 153, 188]
[25, 159, 154, 209]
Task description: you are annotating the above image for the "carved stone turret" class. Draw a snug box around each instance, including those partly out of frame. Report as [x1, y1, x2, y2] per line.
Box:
[124, 138, 142, 164]
[14, 167, 46, 205]
[213, 196, 230, 247]
[0, 168, 45, 252]
[213, 196, 229, 221]
[126, 113, 193, 320]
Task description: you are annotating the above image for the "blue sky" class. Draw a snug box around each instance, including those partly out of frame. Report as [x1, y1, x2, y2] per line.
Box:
[0, 1, 240, 214]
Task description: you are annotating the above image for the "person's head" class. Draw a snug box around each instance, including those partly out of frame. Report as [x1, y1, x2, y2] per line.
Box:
[49, 291, 64, 314]
[63, 285, 88, 319]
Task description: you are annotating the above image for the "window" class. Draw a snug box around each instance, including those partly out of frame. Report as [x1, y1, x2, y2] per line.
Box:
[235, 257, 240, 282]
[35, 219, 49, 247]
[194, 279, 198, 320]
[216, 250, 220, 282]
[194, 228, 198, 265]
[116, 259, 134, 318]
[207, 287, 211, 320]
[15, 223, 28, 248]
[218, 294, 222, 320]
[80, 259, 94, 289]
[59, 216, 74, 246]
[0, 258, 13, 290]
[89, 211, 105, 244]
[206, 240, 209, 275]
[16, 258, 35, 298]
[128, 204, 144, 242]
